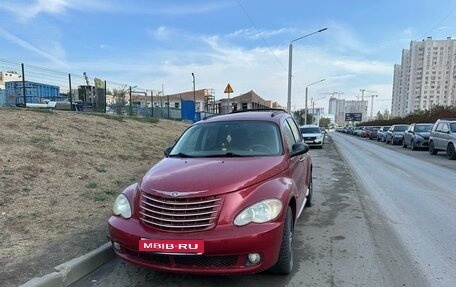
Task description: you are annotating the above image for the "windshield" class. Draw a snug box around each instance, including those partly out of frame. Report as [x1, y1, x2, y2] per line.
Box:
[393, 125, 408, 131]
[170, 121, 282, 157]
[451, 123, 456, 133]
[415, 124, 433, 132]
[300, 127, 321, 134]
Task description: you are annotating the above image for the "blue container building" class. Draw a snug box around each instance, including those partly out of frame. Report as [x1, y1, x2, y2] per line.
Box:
[5, 81, 60, 105]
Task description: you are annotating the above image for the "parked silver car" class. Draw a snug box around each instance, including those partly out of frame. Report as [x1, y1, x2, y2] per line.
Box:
[429, 119, 456, 160]
[386, 124, 409, 145]
[376, 126, 391, 142]
[402, 123, 433, 150]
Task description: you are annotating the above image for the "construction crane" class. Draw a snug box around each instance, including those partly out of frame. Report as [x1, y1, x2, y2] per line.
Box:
[321, 91, 344, 99]
[81, 72, 94, 104]
[359, 89, 376, 102]
[83, 72, 90, 86]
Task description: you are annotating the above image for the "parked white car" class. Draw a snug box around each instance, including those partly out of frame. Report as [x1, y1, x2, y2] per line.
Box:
[300, 125, 325, 148]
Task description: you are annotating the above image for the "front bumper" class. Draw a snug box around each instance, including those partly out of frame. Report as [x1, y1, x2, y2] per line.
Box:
[304, 138, 324, 147]
[414, 138, 429, 147]
[108, 216, 284, 275]
[392, 135, 403, 143]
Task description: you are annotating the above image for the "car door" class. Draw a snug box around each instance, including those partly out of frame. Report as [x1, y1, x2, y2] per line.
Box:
[386, 126, 393, 142]
[439, 123, 451, 150]
[405, 124, 414, 145]
[283, 118, 308, 211]
[434, 123, 446, 150]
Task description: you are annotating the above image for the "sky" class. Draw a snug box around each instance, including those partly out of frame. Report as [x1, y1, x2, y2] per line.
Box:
[1, 0, 456, 116]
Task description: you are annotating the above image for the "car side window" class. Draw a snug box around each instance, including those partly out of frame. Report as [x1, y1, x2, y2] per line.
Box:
[436, 123, 444, 132]
[442, 123, 450, 133]
[286, 118, 302, 143]
[282, 121, 296, 152]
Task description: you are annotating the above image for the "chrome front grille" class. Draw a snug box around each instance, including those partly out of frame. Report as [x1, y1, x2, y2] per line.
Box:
[140, 191, 222, 232]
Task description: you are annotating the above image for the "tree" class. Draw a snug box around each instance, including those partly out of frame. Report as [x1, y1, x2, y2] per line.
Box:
[293, 109, 314, 126]
[110, 85, 128, 115]
[319, 117, 330, 128]
[382, 109, 390, 120]
[376, 111, 384, 121]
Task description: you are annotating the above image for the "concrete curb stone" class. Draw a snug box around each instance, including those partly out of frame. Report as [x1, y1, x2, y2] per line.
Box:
[19, 242, 114, 287]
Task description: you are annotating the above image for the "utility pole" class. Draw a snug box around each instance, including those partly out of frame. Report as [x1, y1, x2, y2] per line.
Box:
[369, 94, 378, 120]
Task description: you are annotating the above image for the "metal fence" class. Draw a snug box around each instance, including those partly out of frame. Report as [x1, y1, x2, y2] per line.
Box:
[0, 59, 201, 121]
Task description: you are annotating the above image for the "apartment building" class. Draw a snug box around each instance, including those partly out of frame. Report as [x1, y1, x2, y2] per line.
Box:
[392, 37, 456, 117]
[328, 96, 346, 125]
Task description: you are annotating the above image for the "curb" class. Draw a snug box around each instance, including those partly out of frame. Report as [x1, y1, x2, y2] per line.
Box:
[19, 242, 114, 287]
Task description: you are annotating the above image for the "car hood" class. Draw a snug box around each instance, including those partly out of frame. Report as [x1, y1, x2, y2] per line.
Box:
[139, 157, 287, 196]
[392, 131, 405, 135]
[416, 132, 430, 138]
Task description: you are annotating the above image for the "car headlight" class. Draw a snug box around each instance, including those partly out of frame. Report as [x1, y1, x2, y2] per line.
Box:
[113, 194, 132, 219]
[234, 199, 282, 226]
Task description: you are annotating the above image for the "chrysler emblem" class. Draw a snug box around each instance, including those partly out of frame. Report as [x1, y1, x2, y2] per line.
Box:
[153, 189, 206, 197]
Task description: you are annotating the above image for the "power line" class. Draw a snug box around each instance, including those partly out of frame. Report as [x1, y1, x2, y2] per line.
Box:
[236, 0, 287, 72]
[418, 3, 456, 39]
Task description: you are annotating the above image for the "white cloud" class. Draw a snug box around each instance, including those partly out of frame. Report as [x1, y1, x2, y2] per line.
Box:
[0, 27, 66, 66]
[149, 26, 172, 41]
[227, 27, 293, 40]
[0, 0, 69, 21]
[327, 21, 372, 54]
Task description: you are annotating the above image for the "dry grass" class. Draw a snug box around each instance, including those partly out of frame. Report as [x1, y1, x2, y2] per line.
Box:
[0, 108, 189, 286]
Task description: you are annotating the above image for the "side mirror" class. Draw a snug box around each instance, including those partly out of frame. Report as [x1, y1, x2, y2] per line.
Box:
[164, 146, 173, 157]
[290, 142, 310, 157]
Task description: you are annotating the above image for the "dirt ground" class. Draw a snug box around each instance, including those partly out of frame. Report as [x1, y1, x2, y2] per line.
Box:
[0, 108, 189, 286]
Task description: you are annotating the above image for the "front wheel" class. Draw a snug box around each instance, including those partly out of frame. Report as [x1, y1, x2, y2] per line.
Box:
[411, 140, 417, 151]
[447, 144, 456, 160]
[305, 176, 313, 207]
[269, 207, 294, 274]
[429, 141, 438, 155]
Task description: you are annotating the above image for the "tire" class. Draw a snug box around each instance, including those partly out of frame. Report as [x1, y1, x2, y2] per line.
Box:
[269, 207, 294, 274]
[305, 175, 313, 207]
[411, 140, 417, 151]
[447, 143, 456, 160]
[429, 141, 437, 155]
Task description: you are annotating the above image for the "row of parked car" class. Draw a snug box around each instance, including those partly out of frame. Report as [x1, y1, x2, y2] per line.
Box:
[336, 118, 456, 160]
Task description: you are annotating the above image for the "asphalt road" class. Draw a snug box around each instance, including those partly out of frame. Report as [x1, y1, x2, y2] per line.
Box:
[331, 132, 456, 286]
[71, 132, 455, 287]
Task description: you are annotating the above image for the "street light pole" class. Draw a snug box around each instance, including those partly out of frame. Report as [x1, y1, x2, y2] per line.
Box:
[191, 73, 196, 110]
[304, 79, 325, 125]
[287, 27, 327, 113]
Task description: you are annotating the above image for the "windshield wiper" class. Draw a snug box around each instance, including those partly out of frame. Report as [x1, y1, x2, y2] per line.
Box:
[169, 152, 194, 158]
[203, 152, 246, 158]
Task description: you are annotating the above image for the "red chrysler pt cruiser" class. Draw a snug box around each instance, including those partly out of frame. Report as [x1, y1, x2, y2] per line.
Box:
[108, 109, 313, 275]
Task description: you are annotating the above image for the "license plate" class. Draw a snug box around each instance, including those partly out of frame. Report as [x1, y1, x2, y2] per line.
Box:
[139, 239, 204, 254]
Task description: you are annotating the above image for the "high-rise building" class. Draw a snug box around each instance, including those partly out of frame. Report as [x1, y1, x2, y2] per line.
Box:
[392, 37, 456, 117]
[328, 96, 347, 125]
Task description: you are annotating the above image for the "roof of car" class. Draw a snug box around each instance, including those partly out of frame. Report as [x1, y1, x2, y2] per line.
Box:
[201, 109, 290, 124]
[435, 118, 456, 122]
